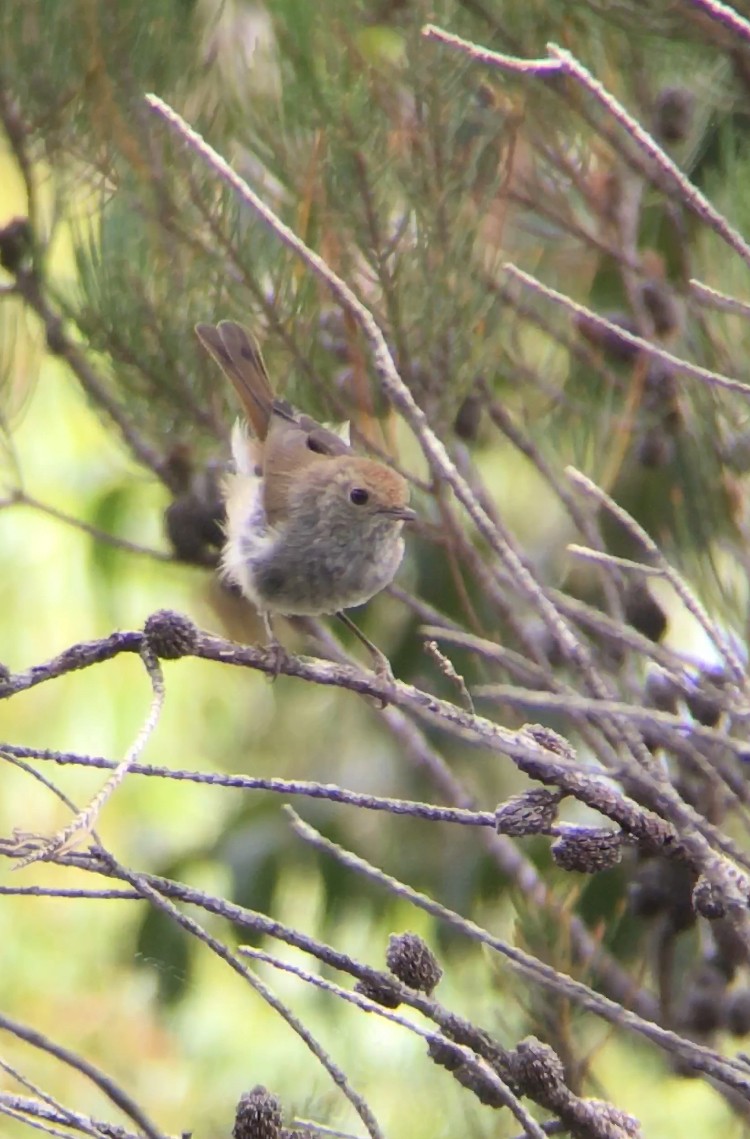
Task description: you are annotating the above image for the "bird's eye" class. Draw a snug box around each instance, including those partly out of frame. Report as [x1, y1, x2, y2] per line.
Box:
[350, 487, 370, 506]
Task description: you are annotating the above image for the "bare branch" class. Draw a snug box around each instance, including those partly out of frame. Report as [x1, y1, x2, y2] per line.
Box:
[686, 0, 750, 43]
[286, 810, 750, 1098]
[0, 1014, 166, 1139]
[11, 643, 165, 867]
[421, 24, 563, 74]
[504, 263, 750, 399]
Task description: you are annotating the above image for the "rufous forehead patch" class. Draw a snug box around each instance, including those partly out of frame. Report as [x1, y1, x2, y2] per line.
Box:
[339, 457, 410, 506]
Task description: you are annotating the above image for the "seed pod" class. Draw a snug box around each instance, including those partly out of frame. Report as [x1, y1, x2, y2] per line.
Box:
[575, 311, 640, 364]
[453, 393, 483, 441]
[354, 975, 402, 1009]
[386, 932, 442, 994]
[551, 828, 623, 873]
[640, 279, 680, 338]
[725, 989, 750, 1037]
[653, 87, 693, 144]
[233, 1086, 283, 1139]
[495, 788, 561, 836]
[624, 583, 668, 643]
[633, 860, 697, 930]
[143, 609, 198, 660]
[0, 216, 32, 273]
[644, 669, 680, 714]
[677, 965, 727, 1035]
[427, 1034, 465, 1071]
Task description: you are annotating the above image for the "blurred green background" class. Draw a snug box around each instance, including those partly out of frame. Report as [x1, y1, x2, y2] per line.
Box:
[3, 1, 750, 1136]
[0, 154, 736, 1139]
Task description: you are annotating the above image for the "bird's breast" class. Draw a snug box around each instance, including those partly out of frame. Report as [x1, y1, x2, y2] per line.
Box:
[248, 519, 404, 616]
[222, 474, 408, 615]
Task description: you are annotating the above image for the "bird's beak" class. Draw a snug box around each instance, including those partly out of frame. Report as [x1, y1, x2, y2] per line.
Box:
[382, 505, 417, 523]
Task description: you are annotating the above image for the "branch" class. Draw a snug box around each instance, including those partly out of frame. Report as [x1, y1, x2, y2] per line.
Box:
[421, 24, 750, 271]
[686, 0, 750, 43]
[287, 810, 750, 1099]
[503, 263, 750, 399]
[10, 643, 165, 868]
[142, 93, 602, 679]
[4, 612, 747, 890]
[99, 851, 385, 1139]
[0, 1014, 166, 1139]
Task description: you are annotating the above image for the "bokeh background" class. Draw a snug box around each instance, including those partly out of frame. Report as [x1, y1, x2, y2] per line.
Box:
[4, 2, 750, 1136]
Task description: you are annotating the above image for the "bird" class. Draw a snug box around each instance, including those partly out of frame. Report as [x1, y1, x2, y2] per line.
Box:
[195, 320, 415, 674]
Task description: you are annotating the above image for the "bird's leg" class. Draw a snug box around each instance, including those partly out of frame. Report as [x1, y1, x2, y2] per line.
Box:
[336, 611, 395, 684]
[261, 611, 289, 678]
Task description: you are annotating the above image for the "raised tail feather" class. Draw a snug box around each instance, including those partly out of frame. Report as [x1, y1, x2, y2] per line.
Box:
[195, 320, 275, 441]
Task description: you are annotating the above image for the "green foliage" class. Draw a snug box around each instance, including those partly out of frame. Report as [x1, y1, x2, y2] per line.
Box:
[4, 2, 750, 1137]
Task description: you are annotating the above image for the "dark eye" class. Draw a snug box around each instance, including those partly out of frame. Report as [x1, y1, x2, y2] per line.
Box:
[350, 487, 369, 506]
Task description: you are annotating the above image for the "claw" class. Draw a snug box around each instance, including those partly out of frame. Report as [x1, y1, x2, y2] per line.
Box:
[371, 653, 396, 708]
[261, 611, 289, 680]
[334, 614, 396, 706]
[264, 638, 291, 679]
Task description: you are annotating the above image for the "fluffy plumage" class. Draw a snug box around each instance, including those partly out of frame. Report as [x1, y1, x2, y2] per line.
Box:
[196, 320, 414, 622]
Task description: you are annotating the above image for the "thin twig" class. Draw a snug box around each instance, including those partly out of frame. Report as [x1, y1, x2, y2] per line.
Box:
[565, 465, 747, 681]
[566, 545, 665, 577]
[421, 24, 563, 74]
[11, 643, 165, 868]
[423, 639, 475, 713]
[238, 944, 548, 1139]
[690, 279, 750, 320]
[100, 853, 386, 1139]
[5, 488, 174, 562]
[0, 743, 492, 825]
[291, 1119, 362, 1139]
[504, 262, 750, 398]
[0, 630, 143, 698]
[286, 810, 750, 1098]
[686, 0, 750, 42]
[0, 1015, 165, 1139]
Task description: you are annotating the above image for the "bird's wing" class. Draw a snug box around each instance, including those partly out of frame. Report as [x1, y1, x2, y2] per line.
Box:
[262, 411, 352, 525]
[196, 319, 353, 526]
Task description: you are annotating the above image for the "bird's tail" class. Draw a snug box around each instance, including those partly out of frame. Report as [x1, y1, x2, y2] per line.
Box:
[195, 320, 275, 440]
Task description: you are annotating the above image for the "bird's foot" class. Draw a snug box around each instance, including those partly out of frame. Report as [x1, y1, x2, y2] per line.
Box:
[368, 646, 397, 708]
[335, 611, 397, 707]
[263, 637, 291, 679]
[260, 612, 290, 680]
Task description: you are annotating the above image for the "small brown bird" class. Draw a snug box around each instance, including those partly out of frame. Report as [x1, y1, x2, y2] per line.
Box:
[195, 320, 415, 673]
